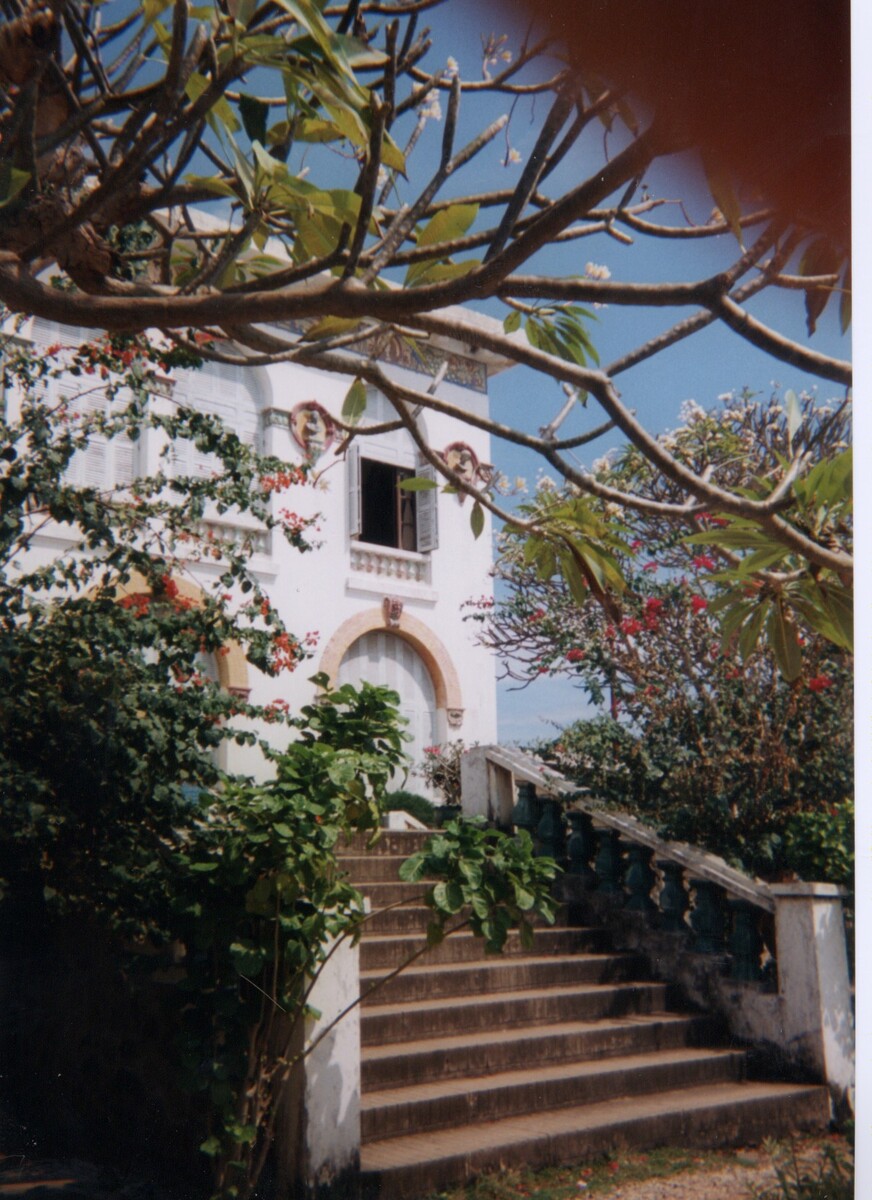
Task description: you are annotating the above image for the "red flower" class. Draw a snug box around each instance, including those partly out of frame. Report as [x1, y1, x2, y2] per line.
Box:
[529, 608, 546, 622]
[621, 617, 644, 636]
[566, 648, 585, 663]
[690, 595, 708, 613]
[807, 675, 833, 692]
[630, 539, 644, 550]
[160, 574, 179, 599]
[642, 561, 659, 572]
[644, 597, 663, 614]
[603, 624, 616, 640]
[692, 554, 716, 571]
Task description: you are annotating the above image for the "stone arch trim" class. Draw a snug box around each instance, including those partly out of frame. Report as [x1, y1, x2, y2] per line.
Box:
[319, 608, 463, 713]
[111, 571, 249, 696]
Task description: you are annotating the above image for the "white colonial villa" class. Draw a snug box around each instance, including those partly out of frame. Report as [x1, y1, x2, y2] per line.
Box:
[18, 310, 509, 789]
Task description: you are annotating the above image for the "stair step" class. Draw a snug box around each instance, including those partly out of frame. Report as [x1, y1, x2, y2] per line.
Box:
[359, 1081, 830, 1199]
[361, 981, 671, 1046]
[341, 855, 418, 883]
[363, 905, 435, 935]
[360, 926, 609, 970]
[357, 882, 429, 908]
[361, 1013, 725, 1091]
[362, 901, 572, 936]
[361, 1047, 747, 1142]
[360, 953, 646, 1006]
[341, 831, 433, 857]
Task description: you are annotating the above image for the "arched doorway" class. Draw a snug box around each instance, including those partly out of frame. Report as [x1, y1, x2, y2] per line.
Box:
[337, 630, 437, 792]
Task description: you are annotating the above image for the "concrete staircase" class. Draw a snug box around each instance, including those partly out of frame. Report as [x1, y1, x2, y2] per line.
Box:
[342, 831, 830, 1200]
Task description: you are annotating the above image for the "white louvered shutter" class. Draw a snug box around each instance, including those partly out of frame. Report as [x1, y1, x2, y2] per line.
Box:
[415, 460, 439, 553]
[346, 444, 362, 539]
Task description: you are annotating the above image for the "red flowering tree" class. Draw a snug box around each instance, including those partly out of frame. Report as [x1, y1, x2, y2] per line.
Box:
[471, 391, 852, 878]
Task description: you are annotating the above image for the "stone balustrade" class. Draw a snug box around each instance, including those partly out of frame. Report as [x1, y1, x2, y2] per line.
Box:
[349, 544, 431, 584]
[460, 745, 854, 1116]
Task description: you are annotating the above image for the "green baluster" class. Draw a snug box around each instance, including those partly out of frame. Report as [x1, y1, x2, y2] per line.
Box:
[594, 828, 623, 895]
[623, 842, 656, 913]
[536, 798, 565, 860]
[566, 811, 597, 890]
[689, 878, 727, 954]
[656, 860, 689, 932]
[729, 899, 763, 982]
[512, 782, 538, 839]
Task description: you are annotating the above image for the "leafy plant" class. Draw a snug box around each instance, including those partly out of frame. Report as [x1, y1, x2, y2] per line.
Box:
[400, 818, 558, 954]
[384, 790, 438, 826]
[417, 740, 468, 807]
[751, 1137, 853, 1200]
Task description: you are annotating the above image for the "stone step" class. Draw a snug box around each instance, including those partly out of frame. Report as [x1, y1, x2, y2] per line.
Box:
[363, 904, 435, 935]
[361, 981, 671, 1046]
[359, 1081, 830, 1199]
[356, 882, 429, 909]
[341, 854, 414, 883]
[360, 952, 647, 1007]
[341, 831, 434, 857]
[361, 1013, 725, 1091]
[359, 926, 609, 970]
[361, 1046, 748, 1142]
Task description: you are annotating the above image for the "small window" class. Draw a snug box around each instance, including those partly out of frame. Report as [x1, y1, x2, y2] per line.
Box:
[360, 459, 416, 550]
[347, 446, 438, 553]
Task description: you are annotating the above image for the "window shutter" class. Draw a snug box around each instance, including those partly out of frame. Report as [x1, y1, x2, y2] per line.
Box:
[347, 443, 362, 539]
[415, 461, 439, 553]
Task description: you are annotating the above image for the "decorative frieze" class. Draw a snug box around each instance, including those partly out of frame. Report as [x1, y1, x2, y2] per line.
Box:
[275, 321, 488, 393]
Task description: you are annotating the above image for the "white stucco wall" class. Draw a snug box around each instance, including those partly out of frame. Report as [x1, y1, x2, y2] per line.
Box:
[15, 317, 501, 787]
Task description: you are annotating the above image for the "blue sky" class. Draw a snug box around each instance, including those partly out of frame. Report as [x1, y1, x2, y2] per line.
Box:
[395, 21, 850, 741]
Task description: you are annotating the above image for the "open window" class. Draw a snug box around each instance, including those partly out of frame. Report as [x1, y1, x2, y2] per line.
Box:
[347, 445, 438, 553]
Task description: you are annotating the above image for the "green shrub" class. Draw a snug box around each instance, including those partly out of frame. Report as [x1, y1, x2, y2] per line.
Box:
[384, 790, 437, 826]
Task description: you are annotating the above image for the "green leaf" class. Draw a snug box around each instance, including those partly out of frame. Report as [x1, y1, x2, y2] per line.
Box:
[0, 165, 30, 208]
[404, 258, 480, 288]
[738, 601, 769, 662]
[415, 203, 479, 250]
[398, 476, 439, 491]
[470, 502, 485, 540]
[701, 152, 744, 245]
[379, 130, 406, 173]
[818, 583, 854, 651]
[766, 602, 803, 681]
[341, 379, 367, 424]
[503, 309, 522, 334]
[305, 316, 364, 342]
[238, 94, 269, 146]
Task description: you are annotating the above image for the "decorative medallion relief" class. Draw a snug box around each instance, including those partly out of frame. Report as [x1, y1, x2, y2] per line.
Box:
[437, 442, 494, 502]
[383, 595, 404, 628]
[446, 708, 464, 728]
[290, 401, 335, 459]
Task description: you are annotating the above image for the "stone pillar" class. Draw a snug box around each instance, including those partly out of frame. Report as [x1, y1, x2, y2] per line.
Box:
[279, 935, 361, 1198]
[460, 745, 515, 826]
[770, 883, 854, 1111]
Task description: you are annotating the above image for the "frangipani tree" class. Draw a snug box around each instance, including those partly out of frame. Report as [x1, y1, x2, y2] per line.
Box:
[0, 0, 851, 667]
[470, 391, 852, 876]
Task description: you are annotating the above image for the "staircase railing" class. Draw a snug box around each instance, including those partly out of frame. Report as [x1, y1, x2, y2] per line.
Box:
[460, 744, 854, 1116]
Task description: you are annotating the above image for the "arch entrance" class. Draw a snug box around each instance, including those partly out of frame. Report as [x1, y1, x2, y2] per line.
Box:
[338, 631, 437, 782]
[320, 608, 464, 797]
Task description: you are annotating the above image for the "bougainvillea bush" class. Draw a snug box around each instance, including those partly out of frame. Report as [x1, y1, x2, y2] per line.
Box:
[473, 391, 852, 882]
